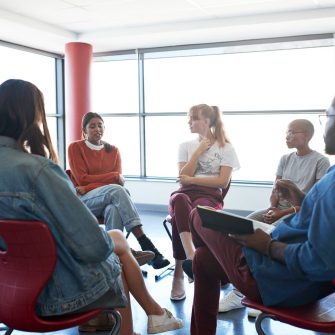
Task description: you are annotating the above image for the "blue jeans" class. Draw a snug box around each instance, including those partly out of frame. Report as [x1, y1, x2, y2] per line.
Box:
[80, 184, 142, 232]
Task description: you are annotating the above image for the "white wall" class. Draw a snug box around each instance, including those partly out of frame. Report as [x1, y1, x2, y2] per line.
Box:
[125, 180, 272, 213]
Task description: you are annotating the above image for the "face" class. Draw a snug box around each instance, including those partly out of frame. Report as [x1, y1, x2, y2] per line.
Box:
[84, 117, 104, 145]
[188, 113, 209, 134]
[324, 105, 335, 155]
[285, 122, 308, 149]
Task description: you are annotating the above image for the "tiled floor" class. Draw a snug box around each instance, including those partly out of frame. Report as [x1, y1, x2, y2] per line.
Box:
[2, 210, 333, 335]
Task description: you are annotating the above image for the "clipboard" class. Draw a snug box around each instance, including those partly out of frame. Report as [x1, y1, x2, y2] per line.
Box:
[197, 205, 255, 234]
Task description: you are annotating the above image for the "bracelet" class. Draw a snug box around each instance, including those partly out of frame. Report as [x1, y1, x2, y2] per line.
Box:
[266, 239, 277, 259]
[291, 206, 297, 214]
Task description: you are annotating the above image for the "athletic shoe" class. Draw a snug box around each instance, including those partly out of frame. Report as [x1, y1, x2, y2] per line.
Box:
[247, 307, 262, 318]
[131, 248, 155, 266]
[79, 312, 115, 332]
[147, 308, 183, 334]
[138, 236, 170, 269]
[218, 290, 244, 313]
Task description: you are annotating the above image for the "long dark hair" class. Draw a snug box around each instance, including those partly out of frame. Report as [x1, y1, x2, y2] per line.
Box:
[81, 112, 112, 153]
[0, 79, 59, 163]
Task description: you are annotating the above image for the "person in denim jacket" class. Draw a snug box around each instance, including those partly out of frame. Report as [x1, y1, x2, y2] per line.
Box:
[0, 79, 183, 335]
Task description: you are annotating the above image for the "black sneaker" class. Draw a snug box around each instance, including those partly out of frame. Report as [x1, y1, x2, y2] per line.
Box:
[150, 252, 171, 269]
[138, 235, 171, 269]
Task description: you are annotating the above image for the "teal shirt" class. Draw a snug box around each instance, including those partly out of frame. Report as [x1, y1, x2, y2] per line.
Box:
[243, 165, 335, 307]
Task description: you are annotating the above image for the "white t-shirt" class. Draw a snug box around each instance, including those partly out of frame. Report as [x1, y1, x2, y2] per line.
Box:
[178, 139, 240, 177]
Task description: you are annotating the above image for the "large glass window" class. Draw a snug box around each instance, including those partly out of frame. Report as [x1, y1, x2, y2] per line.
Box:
[91, 55, 138, 114]
[0, 44, 58, 150]
[92, 37, 335, 182]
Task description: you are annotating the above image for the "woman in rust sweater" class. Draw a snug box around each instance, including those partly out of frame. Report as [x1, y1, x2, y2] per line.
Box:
[68, 112, 169, 270]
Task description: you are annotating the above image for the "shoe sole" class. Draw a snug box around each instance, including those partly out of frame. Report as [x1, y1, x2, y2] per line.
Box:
[150, 259, 171, 269]
[218, 306, 244, 313]
[147, 321, 183, 334]
[79, 325, 115, 332]
[136, 254, 155, 266]
[170, 293, 186, 301]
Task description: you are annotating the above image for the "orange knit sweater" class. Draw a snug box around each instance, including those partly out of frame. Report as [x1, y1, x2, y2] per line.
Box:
[68, 140, 122, 193]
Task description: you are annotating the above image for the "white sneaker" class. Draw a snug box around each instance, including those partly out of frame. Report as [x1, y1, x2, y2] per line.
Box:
[247, 307, 261, 318]
[147, 308, 183, 334]
[218, 290, 244, 313]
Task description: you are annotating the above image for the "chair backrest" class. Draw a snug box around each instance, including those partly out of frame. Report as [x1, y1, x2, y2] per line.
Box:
[0, 219, 57, 330]
[0, 219, 121, 333]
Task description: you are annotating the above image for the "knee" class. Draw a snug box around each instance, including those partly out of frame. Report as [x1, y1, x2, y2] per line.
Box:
[193, 247, 211, 276]
[170, 193, 189, 207]
[189, 208, 201, 233]
[108, 230, 128, 252]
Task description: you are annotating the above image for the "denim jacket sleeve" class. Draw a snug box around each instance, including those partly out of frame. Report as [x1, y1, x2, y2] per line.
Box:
[35, 159, 115, 263]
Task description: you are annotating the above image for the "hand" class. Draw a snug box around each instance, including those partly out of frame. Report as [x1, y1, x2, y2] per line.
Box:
[119, 174, 125, 186]
[178, 174, 193, 186]
[76, 186, 87, 195]
[230, 229, 270, 255]
[196, 138, 212, 155]
[263, 207, 284, 224]
[274, 179, 305, 206]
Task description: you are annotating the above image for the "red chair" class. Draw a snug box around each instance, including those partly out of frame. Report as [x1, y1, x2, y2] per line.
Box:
[0, 219, 121, 335]
[242, 292, 335, 334]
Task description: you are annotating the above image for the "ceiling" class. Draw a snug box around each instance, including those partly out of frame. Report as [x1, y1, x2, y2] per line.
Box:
[0, 0, 335, 55]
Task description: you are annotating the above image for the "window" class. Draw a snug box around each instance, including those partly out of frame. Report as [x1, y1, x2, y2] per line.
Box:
[0, 44, 59, 155]
[92, 36, 335, 182]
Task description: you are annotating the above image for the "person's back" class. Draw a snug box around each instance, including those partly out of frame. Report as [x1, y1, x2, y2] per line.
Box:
[0, 135, 125, 316]
[0, 79, 183, 335]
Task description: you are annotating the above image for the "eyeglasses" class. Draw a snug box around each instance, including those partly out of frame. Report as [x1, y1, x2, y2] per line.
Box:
[286, 130, 305, 136]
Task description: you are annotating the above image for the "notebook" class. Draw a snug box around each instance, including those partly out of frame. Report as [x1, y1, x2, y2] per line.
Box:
[197, 205, 274, 235]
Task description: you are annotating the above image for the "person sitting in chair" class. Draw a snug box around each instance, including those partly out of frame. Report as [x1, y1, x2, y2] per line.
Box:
[168, 104, 240, 301]
[68, 112, 170, 270]
[183, 101, 335, 335]
[0, 79, 183, 335]
[219, 119, 330, 315]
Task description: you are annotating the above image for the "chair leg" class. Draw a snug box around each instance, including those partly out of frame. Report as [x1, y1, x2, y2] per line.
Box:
[163, 219, 172, 239]
[155, 265, 175, 281]
[109, 310, 122, 335]
[4, 328, 12, 335]
[255, 312, 277, 335]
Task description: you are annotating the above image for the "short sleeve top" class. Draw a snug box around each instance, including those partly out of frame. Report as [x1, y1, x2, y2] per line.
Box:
[178, 139, 240, 177]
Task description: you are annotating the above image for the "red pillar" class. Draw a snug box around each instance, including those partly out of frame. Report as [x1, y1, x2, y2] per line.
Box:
[64, 42, 93, 146]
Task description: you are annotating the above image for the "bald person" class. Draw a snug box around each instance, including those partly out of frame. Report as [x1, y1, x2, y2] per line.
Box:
[218, 119, 330, 314]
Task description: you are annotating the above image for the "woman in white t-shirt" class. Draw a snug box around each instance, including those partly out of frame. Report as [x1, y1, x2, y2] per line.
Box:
[168, 104, 240, 301]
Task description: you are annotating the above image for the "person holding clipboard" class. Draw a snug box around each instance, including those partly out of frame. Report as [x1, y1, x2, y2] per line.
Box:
[185, 101, 335, 335]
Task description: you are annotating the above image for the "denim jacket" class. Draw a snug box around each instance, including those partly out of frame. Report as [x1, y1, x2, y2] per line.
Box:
[0, 136, 126, 316]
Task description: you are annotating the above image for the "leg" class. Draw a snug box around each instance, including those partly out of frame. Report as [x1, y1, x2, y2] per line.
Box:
[247, 208, 267, 222]
[81, 184, 142, 232]
[82, 185, 169, 269]
[190, 209, 262, 301]
[191, 246, 227, 335]
[170, 259, 186, 301]
[170, 192, 194, 260]
[109, 230, 183, 334]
